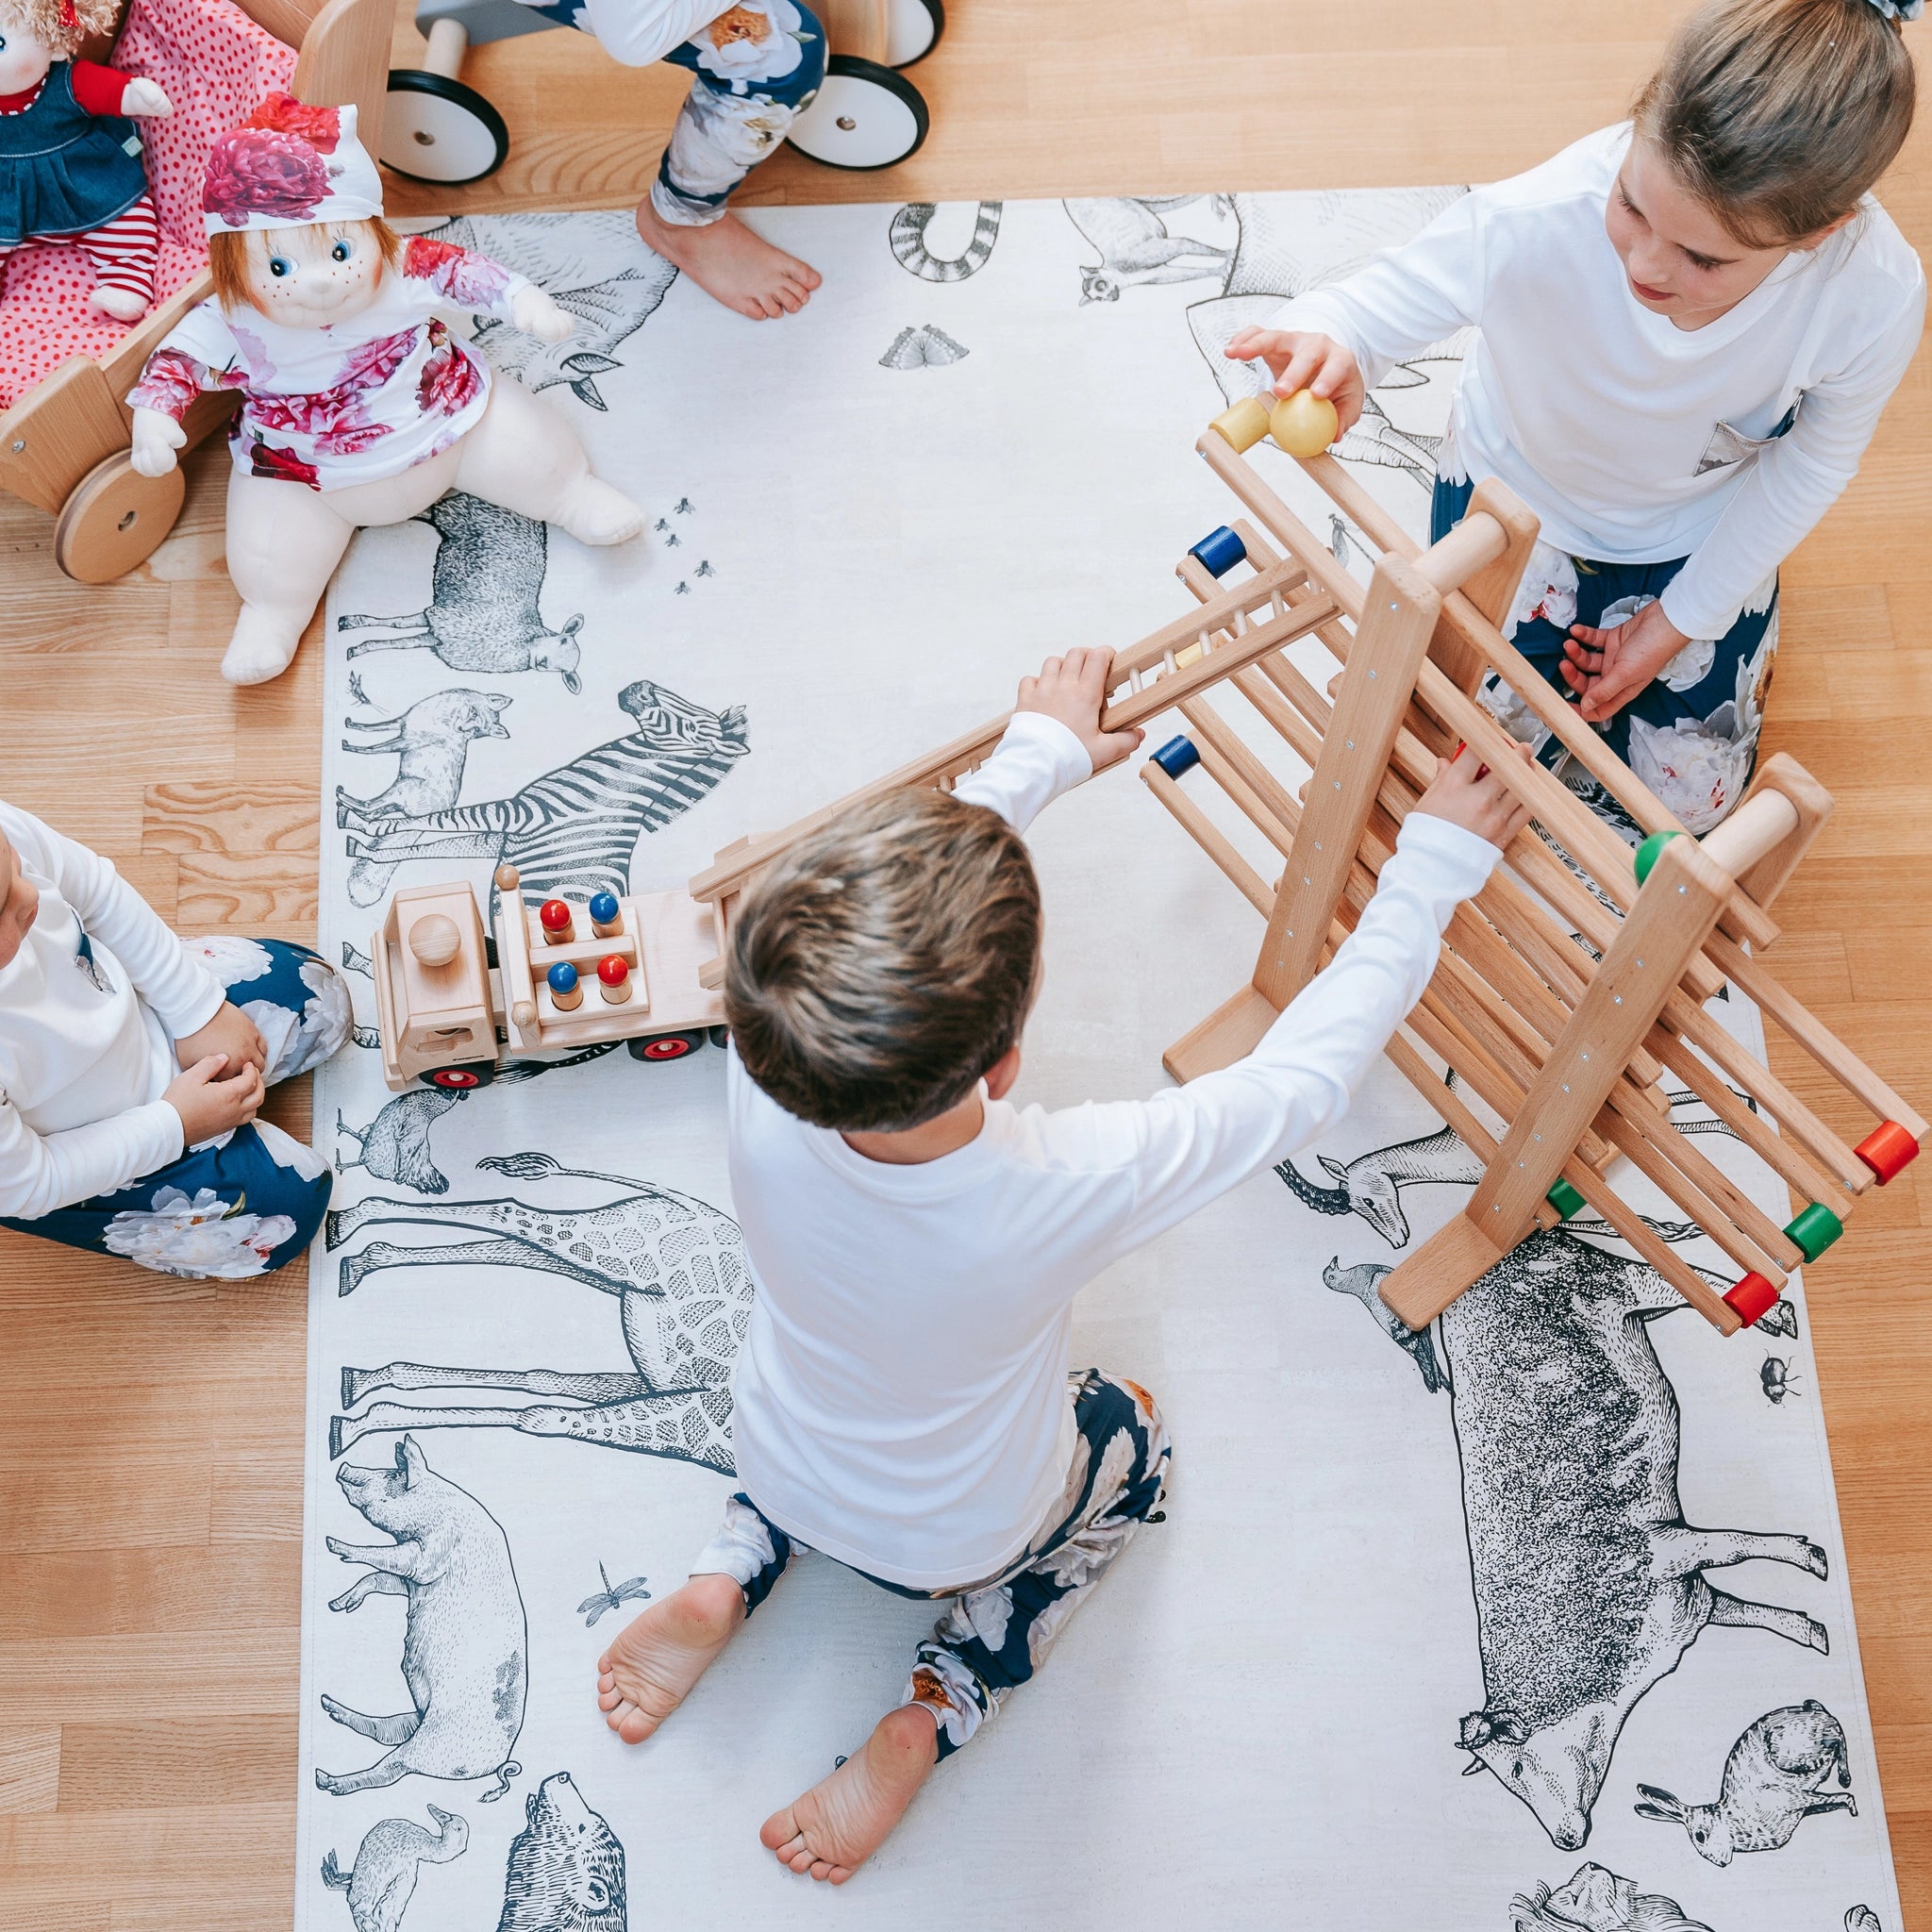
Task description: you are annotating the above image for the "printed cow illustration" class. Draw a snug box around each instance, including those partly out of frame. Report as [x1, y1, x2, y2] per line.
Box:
[431, 210, 680, 410]
[326, 1157, 749, 1474]
[1361, 1228, 1833, 1851]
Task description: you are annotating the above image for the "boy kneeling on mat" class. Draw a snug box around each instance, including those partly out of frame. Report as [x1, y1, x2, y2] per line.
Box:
[594, 648, 1529, 1881]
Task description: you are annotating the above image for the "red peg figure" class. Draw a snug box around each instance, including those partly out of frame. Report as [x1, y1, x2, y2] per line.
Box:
[540, 899, 575, 945]
[1855, 1120, 1920, 1185]
[597, 955, 632, 1005]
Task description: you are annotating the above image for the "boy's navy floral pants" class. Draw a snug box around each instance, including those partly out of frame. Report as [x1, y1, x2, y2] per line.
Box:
[513, 0, 827, 227]
[695, 1369, 1172, 1758]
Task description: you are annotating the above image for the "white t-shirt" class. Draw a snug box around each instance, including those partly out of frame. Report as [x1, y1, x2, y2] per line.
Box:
[572, 0, 728, 64]
[1270, 124, 1924, 640]
[724, 712, 1500, 1590]
[0, 803, 225, 1220]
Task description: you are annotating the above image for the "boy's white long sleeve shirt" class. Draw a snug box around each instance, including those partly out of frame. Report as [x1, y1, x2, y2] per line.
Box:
[0, 803, 224, 1220]
[568, 0, 730, 65]
[724, 712, 1500, 1590]
[1269, 124, 1924, 641]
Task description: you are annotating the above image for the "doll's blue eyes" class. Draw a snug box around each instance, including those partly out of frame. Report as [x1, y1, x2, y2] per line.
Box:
[268, 257, 293, 277]
[331, 241, 351, 262]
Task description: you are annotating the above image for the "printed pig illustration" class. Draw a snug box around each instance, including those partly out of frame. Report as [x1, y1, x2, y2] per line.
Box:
[497, 1772, 627, 1932]
[317, 1436, 526, 1801]
[1357, 1229, 1831, 1850]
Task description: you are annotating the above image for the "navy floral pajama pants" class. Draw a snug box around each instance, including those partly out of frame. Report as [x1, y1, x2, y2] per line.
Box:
[1, 937, 350, 1278]
[695, 1369, 1172, 1758]
[516, 0, 827, 226]
[1433, 475, 1779, 837]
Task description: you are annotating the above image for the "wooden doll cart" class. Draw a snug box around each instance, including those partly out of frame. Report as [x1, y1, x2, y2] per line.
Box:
[685, 405, 1924, 1339]
[0, 0, 391, 584]
[381, 0, 943, 189]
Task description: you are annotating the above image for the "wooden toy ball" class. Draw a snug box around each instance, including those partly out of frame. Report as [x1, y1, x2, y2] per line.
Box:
[1271, 390, 1340, 459]
[408, 913, 461, 968]
[597, 954, 632, 1005]
[589, 891, 622, 939]
[494, 862, 522, 894]
[547, 959, 583, 1010]
[541, 898, 575, 945]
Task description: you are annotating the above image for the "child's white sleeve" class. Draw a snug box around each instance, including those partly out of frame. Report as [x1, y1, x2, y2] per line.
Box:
[1087, 813, 1498, 1259]
[8, 808, 224, 1041]
[1265, 191, 1487, 391]
[0, 1090, 184, 1221]
[951, 712, 1094, 834]
[575, 0, 733, 66]
[1658, 275, 1925, 641]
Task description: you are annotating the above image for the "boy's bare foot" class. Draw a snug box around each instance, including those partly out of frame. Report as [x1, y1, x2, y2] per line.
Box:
[595, 1571, 743, 1743]
[759, 1704, 939, 1884]
[635, 197, 822, 321]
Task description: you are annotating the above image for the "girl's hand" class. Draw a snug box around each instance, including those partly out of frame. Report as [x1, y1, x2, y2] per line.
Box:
[129, 407, 186, 478]
[1561, 600, 1691, 723]
[119, 77, 172, 116]
[1223, 328, 1366, 434]
[164, 1054, 265, 1144]
[175, 1001, 267, 1080]
[509, 285, 575, 343]
[1413, 741, 1535, 850]
[1015, 646, 1144, 774]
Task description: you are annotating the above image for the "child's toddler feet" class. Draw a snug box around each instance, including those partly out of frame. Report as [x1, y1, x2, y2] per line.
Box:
[635, 199, 821, 321]
[595, 1571, 743, 1743]
[759, 1704, 940, 1884]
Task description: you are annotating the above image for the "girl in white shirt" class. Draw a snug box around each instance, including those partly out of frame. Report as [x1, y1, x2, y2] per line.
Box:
[1231, 0, 1924, 833]
[0, 803, 351, 1278]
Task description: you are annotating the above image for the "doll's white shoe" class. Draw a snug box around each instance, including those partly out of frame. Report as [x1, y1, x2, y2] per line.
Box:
[221, 608, 307, 685]
[554, 477, 646, 547]
[90, 286, 151, 324]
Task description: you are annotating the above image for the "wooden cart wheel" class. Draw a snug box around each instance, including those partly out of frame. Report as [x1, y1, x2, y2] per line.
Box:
[53, 452, 187, 584]
[627, 1030, 705, 1061]
[423, 1061, 496, 1089]
[886, 0, 942, 66]
[787, 56, 929, 169]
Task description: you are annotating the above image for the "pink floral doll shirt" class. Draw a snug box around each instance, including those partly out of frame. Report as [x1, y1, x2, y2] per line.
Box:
[125, 237, 531, 490]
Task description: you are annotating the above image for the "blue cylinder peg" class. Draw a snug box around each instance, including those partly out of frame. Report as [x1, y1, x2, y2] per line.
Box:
[588, 890, 622, 937]
[1152, 735, 1201, 780]
[1188, 525, 1247, 579]
[546, 959, 584, 1010]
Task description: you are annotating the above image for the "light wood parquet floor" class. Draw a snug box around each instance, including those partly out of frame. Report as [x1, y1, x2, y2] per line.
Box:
[1, 2, 1928, 1924]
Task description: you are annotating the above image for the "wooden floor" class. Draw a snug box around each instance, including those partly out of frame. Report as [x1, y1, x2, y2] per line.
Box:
[2, 2, 1928, 1924]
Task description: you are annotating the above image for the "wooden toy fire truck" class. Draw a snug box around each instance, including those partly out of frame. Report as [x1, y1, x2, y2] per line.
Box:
[370, 863, 726, 1091]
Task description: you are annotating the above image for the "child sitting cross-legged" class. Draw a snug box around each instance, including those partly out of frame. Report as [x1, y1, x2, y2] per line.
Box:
[593, 647, 1530, 1882]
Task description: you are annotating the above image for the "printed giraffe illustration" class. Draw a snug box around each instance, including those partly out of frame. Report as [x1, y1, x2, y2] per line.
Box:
[326, 1155, 749, 1474]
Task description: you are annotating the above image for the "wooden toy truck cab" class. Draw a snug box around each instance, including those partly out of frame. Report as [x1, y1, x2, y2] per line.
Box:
[372, 874, 725, 1091]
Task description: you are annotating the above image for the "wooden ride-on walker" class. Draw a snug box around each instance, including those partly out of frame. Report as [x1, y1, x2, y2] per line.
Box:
[1144, 397, 1925, 1335]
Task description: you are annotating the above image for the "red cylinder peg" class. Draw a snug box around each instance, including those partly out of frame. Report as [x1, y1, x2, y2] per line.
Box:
[597, 955, 632, 1005]
[1855, 1120, 1920, 1186]
[540, 899, 575, 945]
[1722, 1272, 1779, 1328]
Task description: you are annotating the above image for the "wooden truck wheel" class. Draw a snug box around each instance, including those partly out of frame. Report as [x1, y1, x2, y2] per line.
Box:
[787, 56, 928, 169]
[53, 452, 186, 584]
[423, 1061, 496, 1089]
[628, 1031, 705, 1061]
[886, 0, 942, 66]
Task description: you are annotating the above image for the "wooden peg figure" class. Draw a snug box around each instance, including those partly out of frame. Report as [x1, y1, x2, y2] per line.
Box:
[547, 960, 583, 1010]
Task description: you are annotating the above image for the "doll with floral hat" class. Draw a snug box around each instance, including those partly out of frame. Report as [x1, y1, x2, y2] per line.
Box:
[0, 0, 172, 321]
[125, 93, 644, 685]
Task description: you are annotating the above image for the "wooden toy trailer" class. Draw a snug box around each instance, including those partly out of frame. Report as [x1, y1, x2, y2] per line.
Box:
[371, 866, 724, 1091]
[1138, 398, 1924, 1335]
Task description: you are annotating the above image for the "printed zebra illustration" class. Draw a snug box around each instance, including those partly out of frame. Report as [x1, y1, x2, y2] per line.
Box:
[889, 201, 1003, 281]
[327, 1154, 750, 1474]
[338, 679, 750, 906]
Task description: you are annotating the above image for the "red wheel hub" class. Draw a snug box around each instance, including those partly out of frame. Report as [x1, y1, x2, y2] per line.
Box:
[641, 1036, 691, 1059]
[430, 1067, 482, 1088]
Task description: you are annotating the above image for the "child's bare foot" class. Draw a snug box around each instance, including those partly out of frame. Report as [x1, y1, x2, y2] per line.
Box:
[635, 198, 821, 321]
[758, 1704, 939, 1884]
[595, 1571, 743, 1743]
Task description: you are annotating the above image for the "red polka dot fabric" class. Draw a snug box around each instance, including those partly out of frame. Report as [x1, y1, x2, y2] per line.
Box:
[0, 0, 295, 408]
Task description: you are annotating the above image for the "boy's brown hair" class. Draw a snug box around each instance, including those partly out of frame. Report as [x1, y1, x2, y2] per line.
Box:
[724, 790, 1042, 1132]
[208, 217, 403, 315]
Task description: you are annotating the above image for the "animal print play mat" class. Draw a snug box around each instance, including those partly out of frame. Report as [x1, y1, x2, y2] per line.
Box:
[304, 196, 1902, 1932]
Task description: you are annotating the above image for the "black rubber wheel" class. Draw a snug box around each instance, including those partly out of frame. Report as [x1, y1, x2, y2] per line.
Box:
[484, 933, 500, 970]
[886, 0, 942, 67]
[423, 1061, 495, 1090]
[708, 1024, 731, 1049]
[627, 1031, 705, 1062]
[381, 68, 510, 187]
[787, 56, 928, 170]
